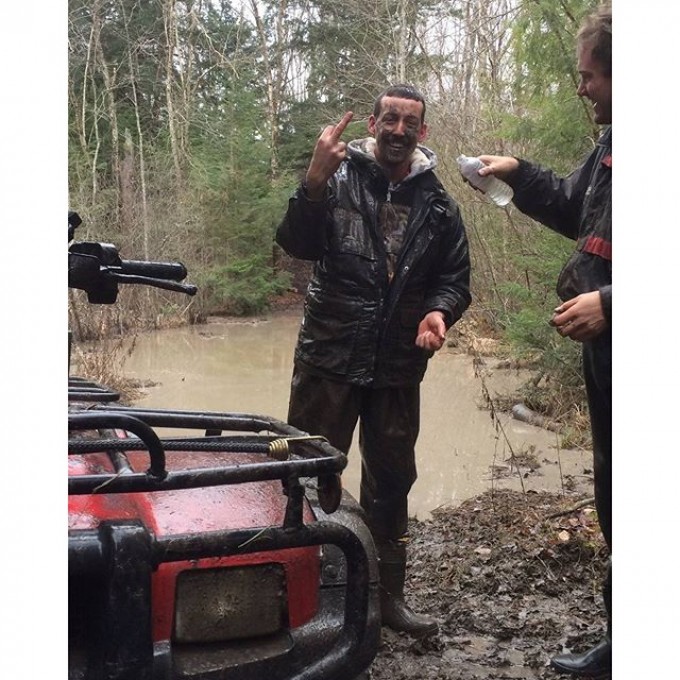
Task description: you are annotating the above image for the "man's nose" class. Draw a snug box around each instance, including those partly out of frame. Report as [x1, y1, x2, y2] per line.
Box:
[388, 119, 407, 135]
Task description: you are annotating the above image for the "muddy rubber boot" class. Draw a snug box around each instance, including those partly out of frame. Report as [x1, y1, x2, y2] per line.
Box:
[550, 637, 611, 678]
[377, 541, 439, 638]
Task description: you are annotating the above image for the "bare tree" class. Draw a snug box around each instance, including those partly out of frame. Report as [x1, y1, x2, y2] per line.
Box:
[163, 0, 184, 185]
[246, 0, 298, 179]
[117, 0, 150, 258]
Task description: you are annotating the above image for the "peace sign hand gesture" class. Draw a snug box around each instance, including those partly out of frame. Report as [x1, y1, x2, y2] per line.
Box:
[304, 111, 354, 200]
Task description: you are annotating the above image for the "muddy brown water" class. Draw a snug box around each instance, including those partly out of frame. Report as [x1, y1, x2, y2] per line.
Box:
[122, 312, 593, 519]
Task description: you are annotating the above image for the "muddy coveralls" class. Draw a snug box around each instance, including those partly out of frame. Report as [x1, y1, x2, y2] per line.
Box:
[506, 126, 612, 636]
[276, 139, 471, 635]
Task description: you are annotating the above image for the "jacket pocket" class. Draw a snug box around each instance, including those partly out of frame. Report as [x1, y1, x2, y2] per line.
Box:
[297, 293, 363, 376]
[330, 208, 376, 260]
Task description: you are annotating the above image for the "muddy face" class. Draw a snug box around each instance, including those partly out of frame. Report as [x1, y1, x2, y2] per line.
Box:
[368, 96, 427, 178]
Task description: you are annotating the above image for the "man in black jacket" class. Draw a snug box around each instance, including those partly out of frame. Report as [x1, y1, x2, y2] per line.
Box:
[276, 84, 471, 637]
[474, 4, 612, 677]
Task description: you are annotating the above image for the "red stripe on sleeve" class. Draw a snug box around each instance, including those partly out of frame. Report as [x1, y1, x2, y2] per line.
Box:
[583, 236, 611, 260]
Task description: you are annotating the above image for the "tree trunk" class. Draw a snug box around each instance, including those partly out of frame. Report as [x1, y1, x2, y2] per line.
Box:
[163, 0, 183, 186]
[119, 0, 150, 259]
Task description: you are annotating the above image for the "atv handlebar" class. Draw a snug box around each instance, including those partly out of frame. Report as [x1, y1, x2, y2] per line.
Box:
[116, 259, 188, 281]
[68, 213, 197, 303]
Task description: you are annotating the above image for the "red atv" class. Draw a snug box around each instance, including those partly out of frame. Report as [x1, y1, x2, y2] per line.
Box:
[68, 212, 380, 680]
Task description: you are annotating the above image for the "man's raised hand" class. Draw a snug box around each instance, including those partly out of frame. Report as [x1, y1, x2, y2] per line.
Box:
[304, 111, 354, 200]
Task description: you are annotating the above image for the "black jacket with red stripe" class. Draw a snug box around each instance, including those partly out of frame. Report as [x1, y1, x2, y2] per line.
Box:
[508, 126, 612, 326]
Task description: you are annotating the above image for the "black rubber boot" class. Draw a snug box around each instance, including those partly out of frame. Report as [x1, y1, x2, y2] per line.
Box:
[551, 637, 611, 678]
[377, 540, 438, 638]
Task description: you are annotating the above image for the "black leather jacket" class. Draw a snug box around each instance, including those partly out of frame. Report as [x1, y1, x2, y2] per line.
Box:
[276, 142, 471, 388]
[508, 126, 612, 326]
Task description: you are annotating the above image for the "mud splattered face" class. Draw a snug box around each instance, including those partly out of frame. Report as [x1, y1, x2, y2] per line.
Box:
[368, 96, 428, 174]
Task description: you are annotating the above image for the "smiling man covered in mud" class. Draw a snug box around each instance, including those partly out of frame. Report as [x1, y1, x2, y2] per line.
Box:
[276, 84, 471, 637]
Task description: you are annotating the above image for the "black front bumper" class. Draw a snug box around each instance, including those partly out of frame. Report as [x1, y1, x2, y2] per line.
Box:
[69, 518, 380, 680]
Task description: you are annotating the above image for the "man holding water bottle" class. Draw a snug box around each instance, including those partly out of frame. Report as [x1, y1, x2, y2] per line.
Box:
[470, 4, 612, 677]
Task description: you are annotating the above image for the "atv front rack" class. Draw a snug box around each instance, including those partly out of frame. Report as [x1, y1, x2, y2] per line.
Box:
[68, 376, 121, 402]
[68, 406, 345, 517]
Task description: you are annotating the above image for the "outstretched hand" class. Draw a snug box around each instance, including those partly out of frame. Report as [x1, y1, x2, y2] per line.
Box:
[476, 155, 520, 181]
[549, 292, 607, 342]
[304, 111, 354, 200]
[416, 311, 447, 351]
[459, 154, 519, 194]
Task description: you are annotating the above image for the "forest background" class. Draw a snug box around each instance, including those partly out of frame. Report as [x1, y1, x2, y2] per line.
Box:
[67, 0, 604, 430]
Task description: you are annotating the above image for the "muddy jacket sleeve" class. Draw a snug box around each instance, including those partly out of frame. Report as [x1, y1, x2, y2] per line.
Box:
[275, 182, 334, 260]
[507, 156, 596, 241]
[507, 133, 612, 324]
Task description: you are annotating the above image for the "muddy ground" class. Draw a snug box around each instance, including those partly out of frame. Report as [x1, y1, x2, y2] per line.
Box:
[268, 292, 608, 679]
[367, 488, 609, 680]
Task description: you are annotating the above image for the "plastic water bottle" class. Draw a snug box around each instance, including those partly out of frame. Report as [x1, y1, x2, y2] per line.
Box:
[457, 155, 513, 207]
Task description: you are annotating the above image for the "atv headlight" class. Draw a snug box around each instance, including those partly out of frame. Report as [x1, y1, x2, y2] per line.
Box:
[174, 564, 287, 643]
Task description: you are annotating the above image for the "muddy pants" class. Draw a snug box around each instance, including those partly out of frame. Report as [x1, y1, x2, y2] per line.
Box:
[583, 332, 612, 635]
[286, 365, 419, 541]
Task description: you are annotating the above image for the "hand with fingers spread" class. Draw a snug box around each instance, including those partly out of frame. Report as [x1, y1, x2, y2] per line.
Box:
[304, 111, 354, 200]
[549, 291, 607, 342]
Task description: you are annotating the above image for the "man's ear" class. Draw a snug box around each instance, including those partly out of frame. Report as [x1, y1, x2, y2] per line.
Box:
[367, 115, 377, 136]
[418, 122, 429, 142]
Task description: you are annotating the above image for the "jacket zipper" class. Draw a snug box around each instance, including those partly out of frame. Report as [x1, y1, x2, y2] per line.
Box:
[381, 194, 438, 333]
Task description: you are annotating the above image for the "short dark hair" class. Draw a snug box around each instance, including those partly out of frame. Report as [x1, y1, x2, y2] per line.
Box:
[577, 3, 612, 77]
[373, 84, 426, 123]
